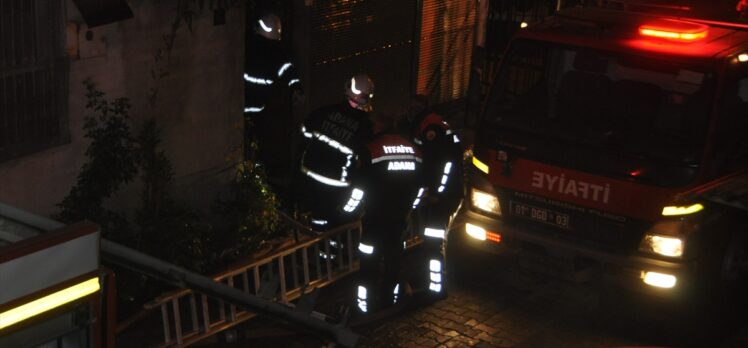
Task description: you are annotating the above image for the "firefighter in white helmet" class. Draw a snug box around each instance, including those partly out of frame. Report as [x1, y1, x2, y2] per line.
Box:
[244, 11, 303, 195]
[294, 74, 375, 231]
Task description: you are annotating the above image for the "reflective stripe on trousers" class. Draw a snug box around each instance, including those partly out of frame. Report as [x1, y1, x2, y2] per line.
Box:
[429, 259, 443, 293]
[357, 285, 368, 313]
[424, 227, 446, 293]
[356, 242, 375, 313]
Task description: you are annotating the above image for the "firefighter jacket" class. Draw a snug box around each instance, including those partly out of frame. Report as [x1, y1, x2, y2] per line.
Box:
[354, 131, 424, 228]
[299, 102, 374, 189]
[244, 34, 301, 114]
[411, 112, 464, 209]
[244, 34, 304, 181]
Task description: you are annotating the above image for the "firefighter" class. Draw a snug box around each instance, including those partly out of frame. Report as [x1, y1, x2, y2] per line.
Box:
[406, 94, 464, 300]
[738, 0, 748, 20]
[244, 12, 303, 193]
[353, 112, 424, 316]
[295, 74, 375, 231]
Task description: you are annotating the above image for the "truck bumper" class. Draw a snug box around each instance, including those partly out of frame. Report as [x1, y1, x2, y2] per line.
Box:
[454, 209, 699, 301]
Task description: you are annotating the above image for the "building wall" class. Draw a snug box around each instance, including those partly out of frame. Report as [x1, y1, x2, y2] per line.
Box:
[0, 0, 245, 217]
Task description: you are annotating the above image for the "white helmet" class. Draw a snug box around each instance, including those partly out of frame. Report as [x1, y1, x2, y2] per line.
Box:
[256, 13, 281, 40]
[345, 74, 374, 110]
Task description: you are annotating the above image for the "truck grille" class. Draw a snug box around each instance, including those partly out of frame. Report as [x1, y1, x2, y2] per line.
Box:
[500, 188, 646, 252]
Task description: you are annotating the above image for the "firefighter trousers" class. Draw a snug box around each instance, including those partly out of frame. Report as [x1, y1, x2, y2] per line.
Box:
[414, 200, 460, 297]
[355, 220, 405, 314]
[420, 219, 448, 296]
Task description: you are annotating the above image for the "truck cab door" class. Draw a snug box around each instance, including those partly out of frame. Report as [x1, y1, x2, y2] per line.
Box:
[710, 60, 748, 177]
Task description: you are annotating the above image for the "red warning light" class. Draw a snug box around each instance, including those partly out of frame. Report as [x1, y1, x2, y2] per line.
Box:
[639, 19, 708, 42]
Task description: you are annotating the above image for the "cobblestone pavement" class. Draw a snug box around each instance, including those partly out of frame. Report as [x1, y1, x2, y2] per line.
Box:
[199, 234, 748, 348]
[349, 247, 682, 348]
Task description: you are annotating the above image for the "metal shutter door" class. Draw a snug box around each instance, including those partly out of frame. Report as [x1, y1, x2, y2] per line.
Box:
[309, 0, 417, 114]
[416, 0, 477, 104]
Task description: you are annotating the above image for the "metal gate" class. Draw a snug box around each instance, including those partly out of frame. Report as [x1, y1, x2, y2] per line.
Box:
[416, 0, 478, 105]
[305, 0, 417, 115]
[298, 0, 481, 115]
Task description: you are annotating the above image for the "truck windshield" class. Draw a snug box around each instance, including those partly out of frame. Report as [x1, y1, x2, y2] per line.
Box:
[484, 39, 714, 171]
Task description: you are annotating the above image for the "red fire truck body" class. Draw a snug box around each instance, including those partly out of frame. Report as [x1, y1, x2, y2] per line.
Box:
[462, 5, 748, 300]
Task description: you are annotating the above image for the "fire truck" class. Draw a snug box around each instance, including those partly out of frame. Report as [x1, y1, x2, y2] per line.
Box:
[0, 204, 116, 348]
[461, 1, 748, 303]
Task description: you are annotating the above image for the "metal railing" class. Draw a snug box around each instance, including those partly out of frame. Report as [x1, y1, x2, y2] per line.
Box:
[140, 221, 365, 347]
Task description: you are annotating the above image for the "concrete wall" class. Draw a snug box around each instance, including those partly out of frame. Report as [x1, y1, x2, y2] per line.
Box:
[0, 1, 245, 217]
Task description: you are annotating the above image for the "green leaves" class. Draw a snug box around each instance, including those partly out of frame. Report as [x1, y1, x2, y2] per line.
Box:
[56, 79, 137, 237]
[210, 159, 281, 266]
[59, 80, 283, 274]
[58, 78, 284, 316]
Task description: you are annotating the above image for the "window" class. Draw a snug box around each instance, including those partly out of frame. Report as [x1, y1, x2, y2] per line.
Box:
[0, 0, 68, 162]
[484, 40, 716, 187]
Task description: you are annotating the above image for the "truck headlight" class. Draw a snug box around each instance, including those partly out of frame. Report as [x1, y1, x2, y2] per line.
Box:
[639, 234, 683, 258]
[471, 188, 501, 215]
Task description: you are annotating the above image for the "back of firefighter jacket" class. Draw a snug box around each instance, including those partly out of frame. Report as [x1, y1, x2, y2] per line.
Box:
[356, 132, 423, 226]
[300, 102, 374, 188]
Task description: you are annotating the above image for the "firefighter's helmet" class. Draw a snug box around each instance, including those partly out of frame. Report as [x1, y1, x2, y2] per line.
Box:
[256, 13, 281, 40]
[345, 74, 375, 110]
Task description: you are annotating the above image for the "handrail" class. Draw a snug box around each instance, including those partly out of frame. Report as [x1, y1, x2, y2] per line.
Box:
[145, 221, 359, 307]
[276, 209, 318, 236]
[0, 200, 366, 347]
[0, 201, 65, 232]
[104, 220, 362, 348]
[113, 219, 365, 348]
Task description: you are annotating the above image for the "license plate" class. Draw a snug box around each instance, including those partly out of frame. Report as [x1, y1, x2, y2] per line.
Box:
[510, 201, 570, 229]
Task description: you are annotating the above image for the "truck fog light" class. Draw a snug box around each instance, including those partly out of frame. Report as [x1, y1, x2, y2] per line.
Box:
[640, 234, 683, 257]
[471, 188, 501, 215]
[662, 203, 703, 216]
[641, 271, 677, 289]
[465, 223, 487, 241]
